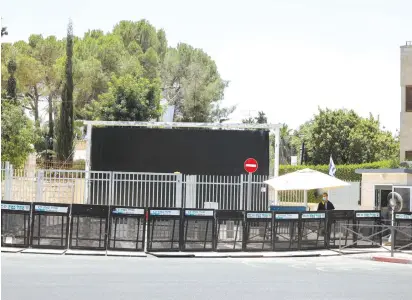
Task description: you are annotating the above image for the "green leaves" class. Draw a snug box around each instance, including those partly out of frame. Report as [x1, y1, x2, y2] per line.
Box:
[1, 100, 35, 168]
[293, 108, 399, 165]
[96, 75, 162, 122]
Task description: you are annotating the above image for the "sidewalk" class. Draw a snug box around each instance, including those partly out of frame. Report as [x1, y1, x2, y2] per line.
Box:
[2, 246, 411, 261]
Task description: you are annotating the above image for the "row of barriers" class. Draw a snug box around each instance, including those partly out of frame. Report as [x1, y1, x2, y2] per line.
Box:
[2, 201, 412, 252]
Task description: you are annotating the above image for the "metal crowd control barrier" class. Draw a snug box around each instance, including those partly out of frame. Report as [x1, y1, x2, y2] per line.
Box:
[273, 212, 300, 251]
[299, 212, 327, 250]
[31, 203, 70, 249]
[215, 210, 244, 251]
[182, 209, 215, 251]
[108, 206, 146, 251]
[147, 209, 182, 252]
[327, 210, 355, 249]
[70, 204, 109, 250]
[354, 211, 382, 248]
[394, 212, 412, 250]
[244, 211, 273, 251]
[1, 201, 32, 248]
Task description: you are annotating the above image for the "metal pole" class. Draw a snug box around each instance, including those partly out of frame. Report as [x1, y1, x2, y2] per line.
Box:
[84, 124, 92, 204]
[274, 127, 280, 205]
[391, 206, 395, 257]
[247, 172, 252, 211]
[303, 190, 308, 210]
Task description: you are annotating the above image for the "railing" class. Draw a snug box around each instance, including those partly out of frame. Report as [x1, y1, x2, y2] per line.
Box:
[338, 223, 412, 257]
[3, 204, 410, 255]
[1, 165, 305, 210]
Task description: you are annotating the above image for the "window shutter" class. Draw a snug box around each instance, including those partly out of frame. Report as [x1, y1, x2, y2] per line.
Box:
[405, 151, 412, 161]
[406, 86, 412, 112]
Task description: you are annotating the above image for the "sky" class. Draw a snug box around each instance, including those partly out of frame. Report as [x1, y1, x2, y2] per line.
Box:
[2, 0, 411, 133]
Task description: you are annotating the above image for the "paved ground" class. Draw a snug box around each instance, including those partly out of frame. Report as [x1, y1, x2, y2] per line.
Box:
[2, 253, 412, 300]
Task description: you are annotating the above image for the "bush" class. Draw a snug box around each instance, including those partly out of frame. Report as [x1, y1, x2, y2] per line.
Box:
[278, 160, 394, 203]
[279, 160, 394, 181]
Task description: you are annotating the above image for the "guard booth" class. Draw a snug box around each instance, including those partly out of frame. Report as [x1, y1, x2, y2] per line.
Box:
[273, 212, 300, 251]
[354, 211, 382, 248]
[327, 210, 355, 249]
[215, 210, 244, 251]
[108, 206, 146, 252]
[31, 203, 70, 249]
[182, 209, 215, 251]
[244, 211, 273, 251]
[1, 201, 32, 248]
[299, 212, 327, 250]
[394, 212, 412, 250]
[70, 204, 109, 250]
[147, 209, 182, 252]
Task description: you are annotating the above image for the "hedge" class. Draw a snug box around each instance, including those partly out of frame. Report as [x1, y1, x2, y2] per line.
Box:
[277, 160, 397, 203]
[279, 160, 396, 181]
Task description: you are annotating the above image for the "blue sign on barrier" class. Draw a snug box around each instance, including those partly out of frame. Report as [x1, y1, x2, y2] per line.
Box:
[275, 213, 299, 220]
[185, 210, 214, 217]
[302, 213, 325, 219]
[270, 206, 306, 212]
[35, 205, 68, 213]
[356, 212, 380, 218]
[246, 212, 272, 219]
[1, 204, 31, 211]
[113, 208, 144, 215]
[150, 209, 180, 216]
[395, 214, 412, 220]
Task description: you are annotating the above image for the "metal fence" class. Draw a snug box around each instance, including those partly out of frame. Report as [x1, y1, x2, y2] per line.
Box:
[1, 162, 304, 210]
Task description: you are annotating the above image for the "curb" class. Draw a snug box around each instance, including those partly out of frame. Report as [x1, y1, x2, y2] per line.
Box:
[371, 256, 412, 264]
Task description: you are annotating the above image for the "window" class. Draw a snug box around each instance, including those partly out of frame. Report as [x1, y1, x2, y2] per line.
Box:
[406, 86, 412, 112]
[406, 151, 412, 161]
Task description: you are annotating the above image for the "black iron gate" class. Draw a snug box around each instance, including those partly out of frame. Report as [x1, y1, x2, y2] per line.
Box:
[273, 212, 300, 251]
[394, 212, 412, 250]
[244, 211, 273, 251]
[31, 203, 70, 249]
[300, 212, 327, 250]
[215, 210, 244, 251]
[70, 204, 109, 250]
[1, 201, 32, 248]
[182, 209, 215, 251]
[354, 211, 382, 248]
[108, 207, 146, 251]
[327, 210, 355, 249]
[147, 209, 182, 252]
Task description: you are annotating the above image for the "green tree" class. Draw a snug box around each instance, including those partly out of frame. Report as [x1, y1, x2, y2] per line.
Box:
[1, 99, 35, 168]
[6, 59, 17, 100]
[161, 43, 229, 122]
[242, 111, 267, 124]
[255, 111, 267, 124]
[57, 21, 74, 161]
[293, 108, 399, 165]
[95, 74, 162, 121]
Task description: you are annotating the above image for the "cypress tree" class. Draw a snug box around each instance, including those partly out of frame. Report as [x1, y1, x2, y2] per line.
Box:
[57, 20, 74, 161]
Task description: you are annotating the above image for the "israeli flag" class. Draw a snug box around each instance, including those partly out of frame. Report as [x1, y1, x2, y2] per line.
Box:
[329, 155, 336, 177]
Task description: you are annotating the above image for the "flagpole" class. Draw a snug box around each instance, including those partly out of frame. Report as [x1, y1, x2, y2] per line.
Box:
[328, 155, 336, 206]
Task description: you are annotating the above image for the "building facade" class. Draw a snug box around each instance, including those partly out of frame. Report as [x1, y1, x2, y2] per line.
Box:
[400, 41, 412, 162]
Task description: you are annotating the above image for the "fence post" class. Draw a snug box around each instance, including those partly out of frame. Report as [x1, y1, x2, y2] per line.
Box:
[239, 175, 244, 210]
[175, 173, 183, 208]
[36, 170, 44, 202]
[4, 162, 13, 200]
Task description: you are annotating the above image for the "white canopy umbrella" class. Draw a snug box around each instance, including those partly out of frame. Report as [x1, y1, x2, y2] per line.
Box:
[264, 168, 350, 208]
[264, 168, 350, 191]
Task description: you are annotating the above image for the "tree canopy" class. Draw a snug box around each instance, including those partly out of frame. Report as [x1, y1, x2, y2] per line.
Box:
[290, 108, 399, 165]
[1, 19, 232, 165]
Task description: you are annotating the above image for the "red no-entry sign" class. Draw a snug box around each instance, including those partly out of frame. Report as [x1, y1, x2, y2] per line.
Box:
[244, 158, 258, 173]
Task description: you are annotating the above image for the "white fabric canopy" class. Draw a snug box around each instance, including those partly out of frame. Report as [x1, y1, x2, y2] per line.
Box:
[264, 168, 350, 191]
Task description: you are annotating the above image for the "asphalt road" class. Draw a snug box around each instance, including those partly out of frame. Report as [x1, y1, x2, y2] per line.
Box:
[2, 253, 412, 300]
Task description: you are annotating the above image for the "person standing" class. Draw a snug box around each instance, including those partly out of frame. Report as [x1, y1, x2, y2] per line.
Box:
[317, 192, 335, 211]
